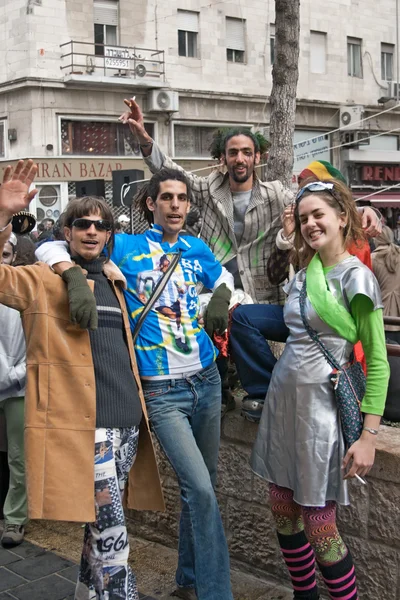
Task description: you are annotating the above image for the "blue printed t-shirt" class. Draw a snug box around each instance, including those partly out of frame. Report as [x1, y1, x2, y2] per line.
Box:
[112, 225, 223, 377]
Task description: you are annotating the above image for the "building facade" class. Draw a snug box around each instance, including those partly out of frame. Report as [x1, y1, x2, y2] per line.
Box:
[0, 0, 399, 235]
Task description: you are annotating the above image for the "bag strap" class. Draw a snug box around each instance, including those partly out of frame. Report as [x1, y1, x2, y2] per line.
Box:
[299, 277, 342, 372]
[132, 251, 182, 345]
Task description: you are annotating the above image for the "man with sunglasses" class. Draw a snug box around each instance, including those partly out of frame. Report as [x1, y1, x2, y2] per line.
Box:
[0, 161, 164, 600]
[37, 168, 235, 600]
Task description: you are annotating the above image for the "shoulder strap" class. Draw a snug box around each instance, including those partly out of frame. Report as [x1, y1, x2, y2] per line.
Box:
[299, 278, 341, 371]
[131, 251, 182, 345]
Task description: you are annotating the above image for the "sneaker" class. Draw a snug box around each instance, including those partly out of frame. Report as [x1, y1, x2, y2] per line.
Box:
[170, 587, 197, 600]
[1, 524, 25, 548]
[241, 396, 265, 423]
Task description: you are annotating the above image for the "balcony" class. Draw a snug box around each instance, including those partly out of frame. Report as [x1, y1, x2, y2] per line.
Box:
[60, 41, 166, 88]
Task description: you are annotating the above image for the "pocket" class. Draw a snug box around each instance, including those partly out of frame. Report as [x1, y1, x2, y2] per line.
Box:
[37, 364, 49, 412]
[201, 364, 221, 386]
[142, 384, 170, 401]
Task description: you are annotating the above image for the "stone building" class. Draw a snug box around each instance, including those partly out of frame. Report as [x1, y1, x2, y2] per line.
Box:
[0, 0, 400, 233]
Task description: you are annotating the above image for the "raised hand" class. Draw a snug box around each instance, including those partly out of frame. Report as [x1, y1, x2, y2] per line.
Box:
[0, 160, 38, 227]
[118, 97, 152, 146]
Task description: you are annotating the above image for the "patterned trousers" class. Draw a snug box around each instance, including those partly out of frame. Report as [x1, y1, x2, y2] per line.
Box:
[75, 427, 139, 600]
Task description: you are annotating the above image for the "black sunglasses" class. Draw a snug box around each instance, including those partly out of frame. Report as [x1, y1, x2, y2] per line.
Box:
[71, 218, 112, 231]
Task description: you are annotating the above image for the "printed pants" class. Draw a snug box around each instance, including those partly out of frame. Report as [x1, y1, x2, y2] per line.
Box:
[75, 427, 139, 600]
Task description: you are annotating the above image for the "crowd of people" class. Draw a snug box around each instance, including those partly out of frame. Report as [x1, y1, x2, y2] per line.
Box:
[0, 95, 397, 600]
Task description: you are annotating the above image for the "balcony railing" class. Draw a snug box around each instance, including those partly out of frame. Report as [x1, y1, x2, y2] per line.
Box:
[60, 40, 165, 82]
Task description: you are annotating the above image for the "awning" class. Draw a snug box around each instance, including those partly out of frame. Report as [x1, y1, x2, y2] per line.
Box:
[353, 192, 400, 207]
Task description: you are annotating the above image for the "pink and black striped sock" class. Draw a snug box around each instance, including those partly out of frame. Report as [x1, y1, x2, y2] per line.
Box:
[317, 550, 358, 600]
[277, 531, 319, 599]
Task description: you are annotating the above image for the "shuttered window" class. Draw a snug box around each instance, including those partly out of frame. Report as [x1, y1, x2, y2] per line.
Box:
[226, 17, 245, 63]
[177, 10, 199, 33]
[94, 0, 118, 26]
[177, 10, 199, 57]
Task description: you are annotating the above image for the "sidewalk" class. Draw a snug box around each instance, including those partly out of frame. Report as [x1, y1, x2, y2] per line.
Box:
[0, 522, 292, 600]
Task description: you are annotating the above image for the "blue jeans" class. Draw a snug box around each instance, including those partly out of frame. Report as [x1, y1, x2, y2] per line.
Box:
[141, 363, 233, 600]
[230, 304, 289, 399]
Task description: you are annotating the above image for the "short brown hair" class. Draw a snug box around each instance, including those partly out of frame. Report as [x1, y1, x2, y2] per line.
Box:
[293, 178, 366, 268]
[64, 196, 115, 259]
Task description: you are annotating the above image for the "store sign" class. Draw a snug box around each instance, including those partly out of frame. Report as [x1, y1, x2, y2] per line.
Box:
[291, 131, 330, 186]
[104, 46, 130, 69]
[361, 164, 400, 182]
[0, 157, 215, 182]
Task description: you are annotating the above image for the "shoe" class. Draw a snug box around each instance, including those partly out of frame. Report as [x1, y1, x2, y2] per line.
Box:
[221, 389, 236, 417]
[170, 587, 197, 600]
[241, 396, 264, 423]
[1, 524, 25, 548]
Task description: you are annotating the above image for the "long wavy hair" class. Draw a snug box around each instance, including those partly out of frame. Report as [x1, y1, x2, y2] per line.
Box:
[293, 177, 366, 268]
[374, 225, 400, 273]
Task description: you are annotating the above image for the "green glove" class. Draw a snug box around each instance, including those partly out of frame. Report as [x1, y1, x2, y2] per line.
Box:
[62, 266, 98, 330]
[205, 283, 232, 338]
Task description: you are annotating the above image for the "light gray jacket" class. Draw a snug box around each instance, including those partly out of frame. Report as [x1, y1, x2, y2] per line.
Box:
[0, 303, 26, 402]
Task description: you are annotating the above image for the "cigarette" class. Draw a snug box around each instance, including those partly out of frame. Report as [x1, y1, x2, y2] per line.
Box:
[354, 474, 367, 485]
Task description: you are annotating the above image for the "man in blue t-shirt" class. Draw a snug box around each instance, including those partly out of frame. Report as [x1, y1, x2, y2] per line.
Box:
[36, 169, 235, 600]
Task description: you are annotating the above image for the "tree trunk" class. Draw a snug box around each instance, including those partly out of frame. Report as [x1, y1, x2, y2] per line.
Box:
[265, 0, 300, 189]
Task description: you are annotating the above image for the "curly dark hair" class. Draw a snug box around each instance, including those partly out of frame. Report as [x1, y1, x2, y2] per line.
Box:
[293, 178, 366, 268]
[134, 168, 192, 226]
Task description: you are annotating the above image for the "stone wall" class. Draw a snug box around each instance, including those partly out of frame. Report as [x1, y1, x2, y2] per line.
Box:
[126, 415, 400, 599]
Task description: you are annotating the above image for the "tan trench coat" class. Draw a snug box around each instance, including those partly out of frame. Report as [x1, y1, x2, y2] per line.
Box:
[0, 260, 165, 522]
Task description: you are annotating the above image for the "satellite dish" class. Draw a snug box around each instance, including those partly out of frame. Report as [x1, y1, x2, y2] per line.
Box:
[135, 63, 147, 77]
[157, 91, 171, 110]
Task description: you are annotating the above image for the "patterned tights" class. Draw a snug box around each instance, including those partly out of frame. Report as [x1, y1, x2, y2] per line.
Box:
[269, 484, 358, 600]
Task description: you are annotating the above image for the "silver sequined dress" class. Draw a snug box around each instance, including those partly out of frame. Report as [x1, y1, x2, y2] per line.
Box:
[251, 256, 383, 507]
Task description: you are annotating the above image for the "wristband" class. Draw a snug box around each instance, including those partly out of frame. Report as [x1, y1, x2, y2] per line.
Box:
[363, 427, 378, 435]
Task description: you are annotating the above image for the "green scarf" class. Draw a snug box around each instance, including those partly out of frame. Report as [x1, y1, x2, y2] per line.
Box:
[306, 253, 358, 343]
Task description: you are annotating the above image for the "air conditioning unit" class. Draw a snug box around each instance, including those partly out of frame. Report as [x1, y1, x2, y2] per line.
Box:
[339, 105, 365, 131]
[387, 81, 400, 99]
[147, 89, 179, 112]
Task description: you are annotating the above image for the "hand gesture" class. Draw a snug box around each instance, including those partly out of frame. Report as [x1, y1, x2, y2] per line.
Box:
[361, 206, 382, 237]
[118, 97, 150, 143]
[0, 160, 38, 226]
[281, 204, 295, 239]
[342, 436, 376, 480]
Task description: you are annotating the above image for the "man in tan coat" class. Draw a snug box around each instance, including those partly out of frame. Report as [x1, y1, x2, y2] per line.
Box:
[0, 160, 164, 600]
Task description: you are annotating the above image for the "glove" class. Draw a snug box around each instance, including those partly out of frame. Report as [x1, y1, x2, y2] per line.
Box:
[62, 266, 98, 330]
[204, 283, 231, 339]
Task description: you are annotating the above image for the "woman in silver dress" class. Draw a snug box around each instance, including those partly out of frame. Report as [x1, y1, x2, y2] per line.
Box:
[251, 179, 390, 600]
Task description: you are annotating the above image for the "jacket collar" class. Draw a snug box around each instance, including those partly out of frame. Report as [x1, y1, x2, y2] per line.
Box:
[103, 260, 127, 289]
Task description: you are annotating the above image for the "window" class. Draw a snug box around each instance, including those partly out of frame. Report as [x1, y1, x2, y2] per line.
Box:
[177, 10, 199, 58]
[347, 37, 362, 78]
[310, 31, 327, 74]
[381, 43, 394, 81]
[174, 124, 251, 157]
[94, 0, 118, 56]
[270, 24, 275, 65]
[226, 17, 245, 63]
[61, 120, 154, 156]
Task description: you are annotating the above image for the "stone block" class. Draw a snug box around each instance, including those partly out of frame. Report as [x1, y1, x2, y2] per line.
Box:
[251, 471, 270, 506]
[222, 409, 258, 446]
[343, 536, 399, 600]
[369, 426, 400, 484]
[7, 552, 73, 581]
[8, 573, 75, 600]
[126, 486, 180, 544]
[226, 498, 288, 582]
[367, 479, 400, 548]
[336, 478, 369, 539]
[217, 440, 253, 502]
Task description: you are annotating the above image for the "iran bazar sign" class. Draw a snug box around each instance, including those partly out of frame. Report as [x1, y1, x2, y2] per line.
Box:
[0, 157, 215, 181]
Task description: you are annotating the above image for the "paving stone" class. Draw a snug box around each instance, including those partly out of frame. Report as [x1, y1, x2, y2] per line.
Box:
[58, 564, 79, 582]
[0, 548, 21, 567]
[0, 568, 26, 593]
[7, 551, 73, 581]
[8, 541, 46, 560]
[8, 573, 75, 600]
[0, 593, 18, 599]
